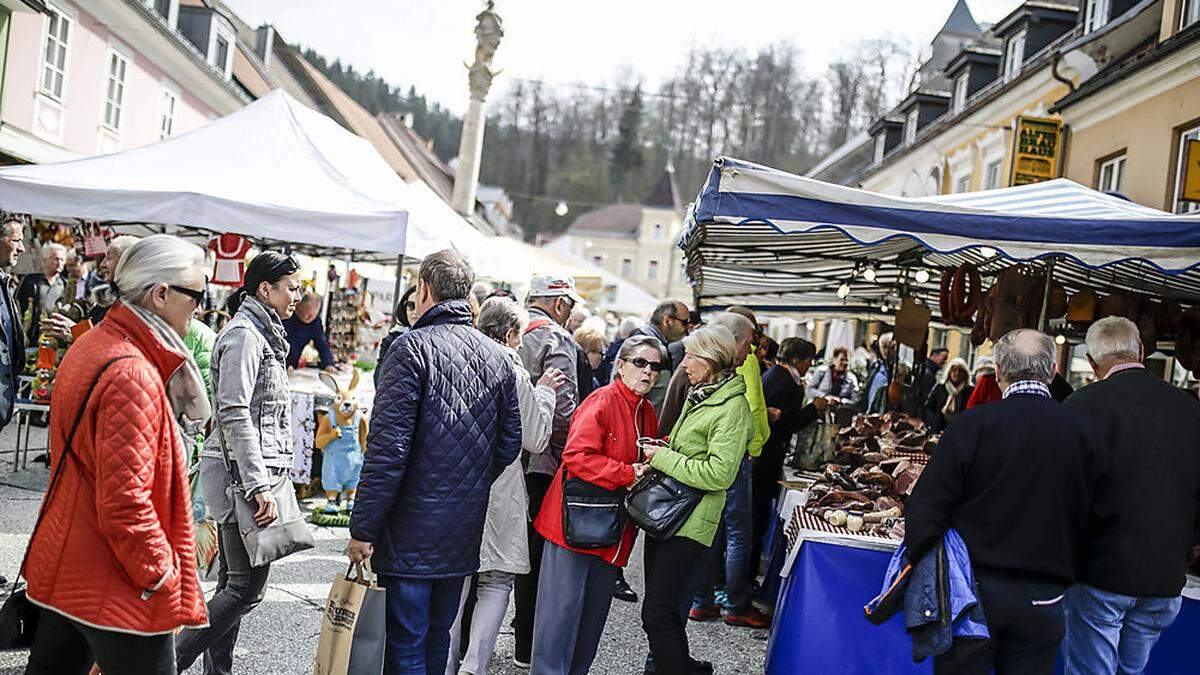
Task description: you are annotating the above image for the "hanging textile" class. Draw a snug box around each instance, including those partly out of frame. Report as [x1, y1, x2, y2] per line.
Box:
[290, 391, 316, 484]
[209, 233, 252, 287]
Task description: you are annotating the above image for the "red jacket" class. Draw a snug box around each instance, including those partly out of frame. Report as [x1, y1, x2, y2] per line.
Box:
[535, 378, 657, 568]
[966, 372, 1003, 410]
[25, 302, 207, 635]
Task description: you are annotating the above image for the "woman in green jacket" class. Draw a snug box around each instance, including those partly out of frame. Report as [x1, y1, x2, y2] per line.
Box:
[637, 325, 754, 675]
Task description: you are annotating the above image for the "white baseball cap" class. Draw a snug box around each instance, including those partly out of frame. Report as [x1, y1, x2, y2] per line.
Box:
[528, 274, 583, 303]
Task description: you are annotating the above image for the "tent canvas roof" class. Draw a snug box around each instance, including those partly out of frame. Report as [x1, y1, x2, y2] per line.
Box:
[0, 91, 416, 260]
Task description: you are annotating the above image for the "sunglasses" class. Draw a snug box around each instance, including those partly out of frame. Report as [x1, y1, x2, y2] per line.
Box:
[170, 285, 205, 304]
[625, 357, 667, 373]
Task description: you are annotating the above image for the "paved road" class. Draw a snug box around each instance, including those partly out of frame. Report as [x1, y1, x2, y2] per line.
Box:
[0, 422, 767, 674]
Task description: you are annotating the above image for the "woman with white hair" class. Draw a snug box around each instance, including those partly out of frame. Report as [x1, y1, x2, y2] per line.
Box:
[926, 357, 973, 432]
[639, 325, 754, 675]
[23, 234, 211, 674]
[175, 251, 302, 674]
[445, 296, 562, 675]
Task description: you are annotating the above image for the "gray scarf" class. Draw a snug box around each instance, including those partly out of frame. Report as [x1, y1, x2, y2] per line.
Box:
[239, 296, 289, 361]
[124, 302, 212, 445]
[687, 371, 738, 406]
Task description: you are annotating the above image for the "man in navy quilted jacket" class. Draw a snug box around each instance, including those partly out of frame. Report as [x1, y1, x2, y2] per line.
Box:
[349, 249, 522, 675]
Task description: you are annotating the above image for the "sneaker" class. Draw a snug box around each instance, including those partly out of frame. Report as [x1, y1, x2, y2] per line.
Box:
[724, 606, 772, 629]
[688, 604, 722, 622]
[613, 576, 638, 603]
[512, 657, 531, 669]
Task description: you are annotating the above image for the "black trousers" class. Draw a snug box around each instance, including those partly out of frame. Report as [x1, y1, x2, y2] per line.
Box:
[934, 572, 1067, 675]
[750, 452, 784, 578]
[642, 535, 710, 675]
[25, 607, 176, 675]
[512, 471, 552, 663]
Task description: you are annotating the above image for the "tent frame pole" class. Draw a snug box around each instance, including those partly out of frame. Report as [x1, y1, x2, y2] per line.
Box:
[1038, 256, 1058, 332]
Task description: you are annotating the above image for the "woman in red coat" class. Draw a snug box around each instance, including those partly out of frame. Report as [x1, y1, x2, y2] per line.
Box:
[530, 334, 666, 675]
[23, 235, 211, 675]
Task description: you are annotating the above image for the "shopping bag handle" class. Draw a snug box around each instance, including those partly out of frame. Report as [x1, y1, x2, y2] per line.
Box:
[344, 559, 378, 587]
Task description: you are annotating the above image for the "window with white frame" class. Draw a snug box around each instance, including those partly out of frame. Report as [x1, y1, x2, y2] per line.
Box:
[984, 159, 1004, 189]
[952, 74, 968, 115]
[102, 49, 130, 131]
[210, 21, 235, 78]
[1084, 0, 1111, 34]
[40, 6, 72, 100]
[1004, 30, 1026, 82]
[873, 134, 886, 164]
[905, 109, 919, 145]
[1174, 126, 1200, 214]
[1183, 0, 1200, 30]
[955, 174, 972, 193]
[678, 262, 688, 284]
[652, 223, 663, 240]
[1098, 154, 1126, 193]
[647, 259, 659, 281]
[591, 255, 603, 268]
[620, 258, 632, 277]
[159, 87, 178, 139]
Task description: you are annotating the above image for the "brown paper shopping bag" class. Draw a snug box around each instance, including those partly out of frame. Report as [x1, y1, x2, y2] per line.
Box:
[314, 561, 386, 675]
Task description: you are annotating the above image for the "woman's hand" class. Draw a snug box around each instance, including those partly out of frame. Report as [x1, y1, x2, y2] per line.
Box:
[538, 367, 566, 390]
[632, 463, 651, 480]
[253, 491, 278, 527]
[766, 407, 782, 424]
[640, 444, 660, 462]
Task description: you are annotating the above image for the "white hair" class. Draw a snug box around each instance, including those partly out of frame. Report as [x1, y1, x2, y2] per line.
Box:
[1086, 316, 1141, 364]
[618, 316, 644, 339]
[477, 296, 528, 343]
[708, 312, 754, 344]
[1, 219, 22, 237]
[42, 242, 67, 259]
[114, 234, 206, 301]
[994, 329, 1055, 384]
[107, 235, 141, 260]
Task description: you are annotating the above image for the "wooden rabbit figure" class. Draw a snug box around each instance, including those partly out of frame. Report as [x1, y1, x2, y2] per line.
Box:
[315, 370, 368, 514]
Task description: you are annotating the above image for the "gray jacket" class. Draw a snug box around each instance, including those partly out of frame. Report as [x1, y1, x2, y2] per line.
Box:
[518, 306, 577, 476]
[204, 297, 293, 494]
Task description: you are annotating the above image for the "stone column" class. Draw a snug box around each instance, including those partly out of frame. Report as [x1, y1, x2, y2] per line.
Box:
[451, 2, 504, 217]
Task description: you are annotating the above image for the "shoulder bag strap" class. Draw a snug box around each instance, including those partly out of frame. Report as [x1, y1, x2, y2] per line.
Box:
[13, 355, 135, 582]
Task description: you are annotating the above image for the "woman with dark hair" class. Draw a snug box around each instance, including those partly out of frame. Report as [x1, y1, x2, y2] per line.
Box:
[374, 284, 418, 386]
[175, 251, 302, 674]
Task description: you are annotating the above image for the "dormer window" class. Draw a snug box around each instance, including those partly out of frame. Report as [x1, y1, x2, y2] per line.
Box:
[952, 74, 968, 115]
[210, 24, 234, 78]
[652, 223, 663, 240]
[1184, 0, 1200, 30]
[178, 6, 235, 80]
[1003, 30, 1026, 82]
[1084, 0, 1110, 33]
[905, 109, 919, 145]
[873, 135, 886, 164]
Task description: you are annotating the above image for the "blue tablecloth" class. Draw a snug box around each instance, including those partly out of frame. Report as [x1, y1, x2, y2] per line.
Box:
[766, 538, 1199, 675]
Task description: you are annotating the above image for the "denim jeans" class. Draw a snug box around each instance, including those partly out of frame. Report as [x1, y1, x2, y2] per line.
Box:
[693, 456, 753, 612]
[1063, 583, 1182, 675]
[378, 574, 467, 675]
[25, 607, 176, 675]
[175, 523, 271, 675]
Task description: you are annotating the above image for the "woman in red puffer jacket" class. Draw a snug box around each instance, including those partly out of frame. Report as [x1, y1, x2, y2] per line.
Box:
[530, 334, 665, 674]
[23, 235, 210, 675]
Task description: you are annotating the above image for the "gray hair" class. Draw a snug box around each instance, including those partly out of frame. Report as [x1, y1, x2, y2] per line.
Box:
[618, 316, 644, 339]
[114, 234, 206, 302]
[42, 242, 67, 259]
[419, 249, 474, 302]
[1, 218, 22, 237]
[683, 325, 737, 372]
[1086, 316, 1141, 364]
[708, 312, 754, 344]
[617, 334, 666, 363]
[477, 296, 528, 343]
[993, 328, 1056, 384]
[107, 235, 141, 260]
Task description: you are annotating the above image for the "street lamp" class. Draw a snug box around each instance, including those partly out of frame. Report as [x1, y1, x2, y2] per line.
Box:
[862, 266, 877, 282]
[914, 269, 931, 284]
[979, 246, 998, 259]
[1055, 334, 1066, 345]
[836, 282, 851, 299]
[555, 201, 569, 217]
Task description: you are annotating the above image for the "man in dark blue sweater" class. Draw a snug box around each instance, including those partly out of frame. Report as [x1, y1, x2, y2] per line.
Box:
[283, 292, 336, 371]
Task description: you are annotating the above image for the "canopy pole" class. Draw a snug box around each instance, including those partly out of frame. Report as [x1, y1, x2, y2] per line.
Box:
[1038, 257, 1058, 332]
[392, 254, 406, 316]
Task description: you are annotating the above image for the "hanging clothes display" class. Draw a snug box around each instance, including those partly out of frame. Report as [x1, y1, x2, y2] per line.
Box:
[209, 233, 252, 287]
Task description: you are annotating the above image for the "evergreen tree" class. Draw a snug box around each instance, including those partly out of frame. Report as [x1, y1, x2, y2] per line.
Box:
[609, 85, 644, 199]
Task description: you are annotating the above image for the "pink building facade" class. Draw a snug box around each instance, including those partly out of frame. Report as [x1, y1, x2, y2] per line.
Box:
[0, 0, 248, 164]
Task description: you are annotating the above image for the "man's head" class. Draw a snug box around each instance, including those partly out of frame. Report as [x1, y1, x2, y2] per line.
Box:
[296, 293, 322, 324]
[727, 305, 760, 341]
[102, 235, 141, 280]
[414, 249, 475, 320]
[993, 328, 1056, 391]
[778, 337, 817, 378]
[707, 311, 755, 367]
[1085, 316, 1142, 379]
[618, 316, 645, 339]
[43, 243, 67, 278]
[650, 300, 690, 342]
[567, 305, 592, 334]
[65, 251, 86, 280]
[0, 219, 25, 269]
[526, 274, 581, 327]
[929, 347, 950, 369]
[875, 332, 896, 359]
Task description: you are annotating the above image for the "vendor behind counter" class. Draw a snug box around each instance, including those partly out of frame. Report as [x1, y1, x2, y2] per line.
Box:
[283, 292, 335, 371]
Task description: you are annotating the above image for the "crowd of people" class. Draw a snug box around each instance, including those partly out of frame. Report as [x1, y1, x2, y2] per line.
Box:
[1, 222, 1195, 675]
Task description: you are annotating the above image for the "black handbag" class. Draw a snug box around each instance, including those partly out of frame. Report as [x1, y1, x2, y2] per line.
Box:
[0, 356, 133, 650]
[624, 469, 704, 541]
[561, 469, 626, 549]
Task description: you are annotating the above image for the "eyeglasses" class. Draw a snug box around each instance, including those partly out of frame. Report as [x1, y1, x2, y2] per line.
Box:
[624, 357, 667, 373]
[170, 285, 205, 305]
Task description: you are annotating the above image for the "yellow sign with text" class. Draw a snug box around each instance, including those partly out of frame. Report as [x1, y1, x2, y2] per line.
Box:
[1010, 116, 1063, 186]
[1183, 139, 1200, 202]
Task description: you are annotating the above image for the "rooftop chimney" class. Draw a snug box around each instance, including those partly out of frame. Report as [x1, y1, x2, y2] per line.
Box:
[255, 25, 275, 68]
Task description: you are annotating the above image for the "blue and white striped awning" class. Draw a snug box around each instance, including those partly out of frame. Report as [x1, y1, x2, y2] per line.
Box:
[683, 157, 1200, 313]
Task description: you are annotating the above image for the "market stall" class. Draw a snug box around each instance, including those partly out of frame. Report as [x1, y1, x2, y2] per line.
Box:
[681, 157, 1200, 672]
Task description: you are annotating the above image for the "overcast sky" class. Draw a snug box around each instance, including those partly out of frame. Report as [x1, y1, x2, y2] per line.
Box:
[223, 0, 1023, 114]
